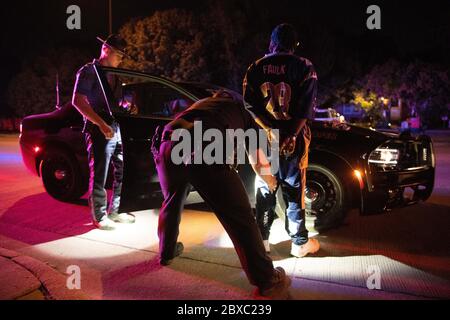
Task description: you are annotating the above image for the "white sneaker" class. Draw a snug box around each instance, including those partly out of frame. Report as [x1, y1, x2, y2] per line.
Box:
[108, 212, 136, 224]
[263, 240, 271, 253]
[93, 217, 116, 230]
[290, 238, 320, 258]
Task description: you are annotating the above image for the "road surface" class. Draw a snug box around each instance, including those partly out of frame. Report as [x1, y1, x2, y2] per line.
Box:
[0, 132, 449, 300]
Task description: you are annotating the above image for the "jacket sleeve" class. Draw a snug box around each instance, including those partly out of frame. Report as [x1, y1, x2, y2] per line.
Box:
[73, 65, 95, 97]
[291, 61, 318, 120]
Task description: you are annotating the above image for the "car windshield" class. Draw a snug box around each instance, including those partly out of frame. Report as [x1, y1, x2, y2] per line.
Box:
[315, 111, 330, 118]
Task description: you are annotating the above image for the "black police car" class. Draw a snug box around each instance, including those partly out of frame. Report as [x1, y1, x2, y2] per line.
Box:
[19, 66, 436, 231]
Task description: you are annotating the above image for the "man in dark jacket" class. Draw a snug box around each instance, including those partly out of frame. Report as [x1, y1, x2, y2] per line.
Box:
[243, 23, 320, 257]
[151, 91, 291, 299]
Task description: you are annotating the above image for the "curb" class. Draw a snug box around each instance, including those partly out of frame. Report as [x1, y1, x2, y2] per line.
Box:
[0, 247, 89, 300]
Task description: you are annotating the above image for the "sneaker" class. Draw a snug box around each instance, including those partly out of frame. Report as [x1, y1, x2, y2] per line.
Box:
[93, 216, 116, 230]
[109, 212, 136, 224]
[290, 238, 320, 258]
[256, 267, 291, 300]
[159, 242, 184, 266]
[263, 240, 271, 253]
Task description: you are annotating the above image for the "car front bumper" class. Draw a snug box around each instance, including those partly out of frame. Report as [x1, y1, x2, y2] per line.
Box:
[359, 135, 435, 215]
[360, 167, 435, 214]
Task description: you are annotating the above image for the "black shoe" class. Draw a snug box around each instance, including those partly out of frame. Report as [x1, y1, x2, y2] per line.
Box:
[159, 242, 184, 266]
[255, 267, 292, 300]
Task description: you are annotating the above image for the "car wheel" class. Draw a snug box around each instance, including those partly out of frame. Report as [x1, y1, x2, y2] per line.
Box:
[40, 148, 86, 201]
[305, 164, 348, 232]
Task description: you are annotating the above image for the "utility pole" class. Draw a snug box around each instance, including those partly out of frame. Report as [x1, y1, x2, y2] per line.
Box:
[108, 0, 113, 34]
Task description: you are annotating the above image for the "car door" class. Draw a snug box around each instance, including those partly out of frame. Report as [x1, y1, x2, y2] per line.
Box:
[96, 67, 197, 213]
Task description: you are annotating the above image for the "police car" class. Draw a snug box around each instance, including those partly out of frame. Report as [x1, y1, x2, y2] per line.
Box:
[19, 67, 436, 232]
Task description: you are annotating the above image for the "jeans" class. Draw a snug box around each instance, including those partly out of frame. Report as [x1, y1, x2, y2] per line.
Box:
[84, 123, 123, 222]
[255, 125, 311, 246]
[152, 130, 276, 289]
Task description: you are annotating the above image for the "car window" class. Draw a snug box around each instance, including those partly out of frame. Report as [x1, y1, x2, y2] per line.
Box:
[126, 82, 194, 118]
[102, 69, 195, 118]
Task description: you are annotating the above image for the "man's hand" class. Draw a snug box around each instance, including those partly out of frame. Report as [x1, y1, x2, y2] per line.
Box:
[249, 148, 278, 192]
[280, 135, 297, 157]
[262, 174, 278, 192]
[99, 123, 114, 139]
[73, 93, 116, 138]
[266, 128, 279, 145]
[129, 104, 138, 115]
[122, 100, 139, 115]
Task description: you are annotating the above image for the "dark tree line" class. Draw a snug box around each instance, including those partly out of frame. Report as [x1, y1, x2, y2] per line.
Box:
[7, 2, 449, 128]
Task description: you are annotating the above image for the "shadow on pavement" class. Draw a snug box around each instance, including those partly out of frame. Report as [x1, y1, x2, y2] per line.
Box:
[0, 193, 94, 245]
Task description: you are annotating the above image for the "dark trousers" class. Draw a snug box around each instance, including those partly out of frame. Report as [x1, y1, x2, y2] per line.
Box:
[84, 123, 123, 222]
[255, 125, 311, 246]
[152, 135, 275, 289]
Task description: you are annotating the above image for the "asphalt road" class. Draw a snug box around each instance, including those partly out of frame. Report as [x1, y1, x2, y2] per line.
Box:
[0, 132, 449, 300]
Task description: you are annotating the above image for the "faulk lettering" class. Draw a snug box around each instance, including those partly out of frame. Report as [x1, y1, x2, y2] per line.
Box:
[263, 64, 286, 75]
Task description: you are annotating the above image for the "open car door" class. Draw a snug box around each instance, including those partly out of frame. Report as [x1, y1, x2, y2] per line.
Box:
[96, 67, 197, 213]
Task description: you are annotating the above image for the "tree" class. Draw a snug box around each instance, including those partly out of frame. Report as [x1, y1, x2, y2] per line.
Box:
[7, 48, 90, 117]
[350, 89, 384, 127]
[363, 59, 450, 127]
[118, 5, 270, 91]
[206, 0, 270, 90]
[399, 61, 450, 127]
[119, 9, 212, 83]
[365, 59, 403, 100]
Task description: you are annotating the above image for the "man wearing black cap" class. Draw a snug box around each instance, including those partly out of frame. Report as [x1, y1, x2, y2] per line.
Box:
[72, 35, 136, 230]
[243, 23, 320, 257]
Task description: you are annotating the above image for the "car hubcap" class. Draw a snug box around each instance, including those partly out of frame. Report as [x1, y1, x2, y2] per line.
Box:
[54, 169, 67, 181]
[45, 157, 73, 195]
[305, 171, 337, 219]
[306, 186, 320, 203]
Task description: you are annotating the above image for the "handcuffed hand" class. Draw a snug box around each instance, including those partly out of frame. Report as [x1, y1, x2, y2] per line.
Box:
[266, 128, 279, 145]
[280, 135, 296, 157]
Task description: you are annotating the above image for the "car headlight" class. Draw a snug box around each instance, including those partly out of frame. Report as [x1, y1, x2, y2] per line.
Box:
[369, 148, 400, 165]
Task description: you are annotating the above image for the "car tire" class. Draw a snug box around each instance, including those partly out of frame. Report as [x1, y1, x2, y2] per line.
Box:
[40, 148, 87, 202]
[305, 163, 349, 232]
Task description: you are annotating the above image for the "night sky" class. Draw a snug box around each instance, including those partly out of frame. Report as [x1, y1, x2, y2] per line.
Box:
[1, 0, 449, 115]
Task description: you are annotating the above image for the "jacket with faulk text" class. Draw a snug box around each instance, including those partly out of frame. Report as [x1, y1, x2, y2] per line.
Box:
[243, 52, 318, 136]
